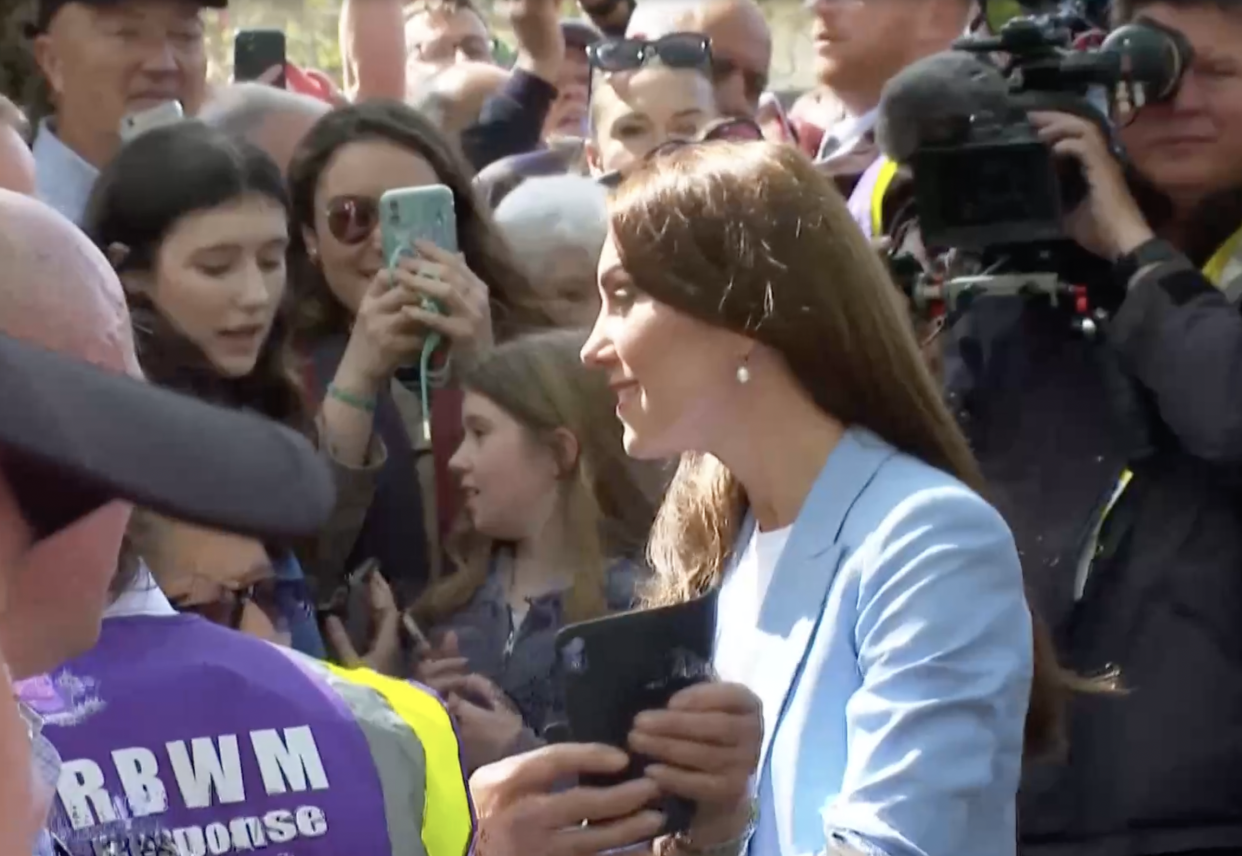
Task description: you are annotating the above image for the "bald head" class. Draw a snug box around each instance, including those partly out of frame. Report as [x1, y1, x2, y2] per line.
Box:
[0, 98, 34, 196]
[200, 83, 331, 173]
[626, 0, 771, 117]
[0, 191, 136, 374]
[415, 61, 510, 136]
[0, 190, 138, 679]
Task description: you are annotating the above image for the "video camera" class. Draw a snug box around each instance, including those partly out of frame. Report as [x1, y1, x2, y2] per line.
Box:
[877, 0, 1193, 325]
[910, 1, 1191, 251]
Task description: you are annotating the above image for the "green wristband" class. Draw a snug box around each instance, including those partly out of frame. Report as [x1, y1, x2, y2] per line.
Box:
[327, 383, 377, 414]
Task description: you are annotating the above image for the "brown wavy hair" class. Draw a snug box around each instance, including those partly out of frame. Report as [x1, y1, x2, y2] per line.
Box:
[82, 121, 309, 435]
[608, 139, 1076, 760]
[285, 100, 552, 346]
[411, 329, 663, 626]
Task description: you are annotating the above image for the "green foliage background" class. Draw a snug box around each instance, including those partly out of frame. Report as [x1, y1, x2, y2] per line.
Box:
[0, 0, 815, 107]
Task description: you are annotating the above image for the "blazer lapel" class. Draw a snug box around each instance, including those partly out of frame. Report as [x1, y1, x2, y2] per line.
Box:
[726, 427, 897, 773]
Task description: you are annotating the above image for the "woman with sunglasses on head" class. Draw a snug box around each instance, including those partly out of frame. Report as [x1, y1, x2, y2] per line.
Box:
[569, 140, 1063, 856]
[286, 100, 550, 635]
[584, 33, 764, 186]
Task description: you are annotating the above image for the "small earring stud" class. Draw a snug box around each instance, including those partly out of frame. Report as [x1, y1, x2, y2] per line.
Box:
[736, 364, 751, 384]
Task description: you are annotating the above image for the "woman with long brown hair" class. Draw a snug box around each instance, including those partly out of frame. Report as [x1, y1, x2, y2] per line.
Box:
[579, 140, 1050, 856]
[285, 100, 550, 612]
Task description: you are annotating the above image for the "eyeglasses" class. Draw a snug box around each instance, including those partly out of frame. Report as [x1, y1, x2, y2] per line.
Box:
[596, 115, 766, 188]
[324, 195, 381, 246]
[587, 32, 712, 73]
[173, 576, 285, 631]
[645, 115, 765, 160]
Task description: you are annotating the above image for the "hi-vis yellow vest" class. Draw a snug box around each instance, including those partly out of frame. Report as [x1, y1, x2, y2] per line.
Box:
[870, 158, 902, 239]
[320, 661, 475, 856]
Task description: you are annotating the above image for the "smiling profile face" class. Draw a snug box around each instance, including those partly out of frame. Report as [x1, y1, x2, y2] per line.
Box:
[449, 391, 563, 540]
[580, 229, 748, 459]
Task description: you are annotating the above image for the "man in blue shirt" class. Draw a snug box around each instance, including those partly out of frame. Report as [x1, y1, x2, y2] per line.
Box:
[27, 0, 225, 224]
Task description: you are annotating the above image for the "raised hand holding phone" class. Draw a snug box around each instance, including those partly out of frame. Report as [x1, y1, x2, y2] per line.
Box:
[378, 185, 490, 441]
[233, 29, 287, 87]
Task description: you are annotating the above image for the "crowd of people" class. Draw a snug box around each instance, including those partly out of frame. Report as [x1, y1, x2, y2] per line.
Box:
[0, 0, 1240, 855]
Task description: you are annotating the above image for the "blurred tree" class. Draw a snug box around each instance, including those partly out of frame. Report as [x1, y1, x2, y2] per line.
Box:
[0, 0, 817, 105]
[205, 0, 343, 81]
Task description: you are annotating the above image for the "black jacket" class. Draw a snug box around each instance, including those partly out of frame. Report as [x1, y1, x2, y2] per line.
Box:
[927, 223, 1242, 854]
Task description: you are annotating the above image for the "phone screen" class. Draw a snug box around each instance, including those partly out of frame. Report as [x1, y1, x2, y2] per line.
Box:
[234, 29, 286, 87]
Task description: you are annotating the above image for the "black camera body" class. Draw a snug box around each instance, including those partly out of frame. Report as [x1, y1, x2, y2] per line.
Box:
[911, 6, 1191, 254]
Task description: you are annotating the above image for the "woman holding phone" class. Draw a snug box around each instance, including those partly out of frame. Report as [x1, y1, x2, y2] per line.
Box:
[286, 100, 550, 625]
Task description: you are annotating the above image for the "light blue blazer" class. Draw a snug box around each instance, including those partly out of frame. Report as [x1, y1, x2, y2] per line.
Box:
[714, 427, 1031, 856]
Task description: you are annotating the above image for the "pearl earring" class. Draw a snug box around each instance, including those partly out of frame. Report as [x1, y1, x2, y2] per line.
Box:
[736, 364, 751, 384]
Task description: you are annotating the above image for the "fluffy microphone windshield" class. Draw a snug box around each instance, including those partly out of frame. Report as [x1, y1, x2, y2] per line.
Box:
[876, 51, 1028, 163]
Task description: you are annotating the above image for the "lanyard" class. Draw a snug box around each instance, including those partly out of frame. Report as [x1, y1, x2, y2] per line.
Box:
[1203, 225, 1242, 288]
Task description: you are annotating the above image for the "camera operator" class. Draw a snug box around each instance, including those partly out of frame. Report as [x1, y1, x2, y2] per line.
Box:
[910, 2, 1242, 855]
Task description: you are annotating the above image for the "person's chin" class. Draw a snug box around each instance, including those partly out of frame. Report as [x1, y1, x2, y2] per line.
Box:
[812, 52, 844, 83]
[211, 351, 262, 379]
[1147, 161, 1220, 198]
[620, 423, 664, 460]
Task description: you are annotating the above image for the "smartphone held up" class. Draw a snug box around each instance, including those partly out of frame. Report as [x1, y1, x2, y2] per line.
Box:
[234, 28, 287, 88]
[119, 100, 183, 144]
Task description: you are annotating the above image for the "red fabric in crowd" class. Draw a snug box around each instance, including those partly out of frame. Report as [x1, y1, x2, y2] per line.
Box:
[284, 63, 345, 105]
[430, 387, 465, 539]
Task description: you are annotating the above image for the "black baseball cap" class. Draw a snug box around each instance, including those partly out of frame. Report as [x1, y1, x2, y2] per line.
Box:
[0, 332, 334, 543]
[29, 0, 228, 35]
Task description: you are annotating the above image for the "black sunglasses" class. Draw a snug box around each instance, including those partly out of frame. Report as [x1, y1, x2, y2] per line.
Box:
[587, 32, 712, 73]
[596, 116, 766, 188]
[174, 577, 282, 631]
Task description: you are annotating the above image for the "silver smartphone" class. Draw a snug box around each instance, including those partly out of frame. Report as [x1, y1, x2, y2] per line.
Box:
[119, 100, 184, 143]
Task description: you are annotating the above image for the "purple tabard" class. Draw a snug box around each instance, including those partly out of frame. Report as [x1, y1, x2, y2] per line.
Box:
[19, 615, 393, 856]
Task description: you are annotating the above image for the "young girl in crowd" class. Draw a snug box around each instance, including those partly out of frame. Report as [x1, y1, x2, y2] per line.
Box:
[81, 121, 386, 657]
[285, 100, 550, 614]
[407, 329, 662, 771]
